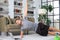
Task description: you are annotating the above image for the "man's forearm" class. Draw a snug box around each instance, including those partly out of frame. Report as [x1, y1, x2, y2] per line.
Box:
[20, 31, 24, 39]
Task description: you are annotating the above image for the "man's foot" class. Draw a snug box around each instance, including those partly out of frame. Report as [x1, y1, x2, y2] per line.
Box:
[55, 32, 60, 35]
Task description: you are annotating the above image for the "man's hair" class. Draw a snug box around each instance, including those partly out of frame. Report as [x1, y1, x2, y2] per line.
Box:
[20, 15, 23, 20]
[16, 16, 20, 19]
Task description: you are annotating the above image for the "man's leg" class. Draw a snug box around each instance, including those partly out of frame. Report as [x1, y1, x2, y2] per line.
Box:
[48, 31, 56, 35]
[48, 27, 60, 32]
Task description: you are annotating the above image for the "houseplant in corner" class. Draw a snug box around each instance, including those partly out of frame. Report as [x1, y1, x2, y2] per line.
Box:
[38, 5, 54, 26]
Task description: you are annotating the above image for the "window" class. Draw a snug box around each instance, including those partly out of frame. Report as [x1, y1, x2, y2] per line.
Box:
[48, 0, 53, 1]
[42, 0, 47, 2]
[54, 16, 59, 20]
[54, 8, 59, 15]
[42, 3, 48, 6]
[41, 0, 59, 27]
[48, 2, 53, 6]
[54, 1, 59, 7]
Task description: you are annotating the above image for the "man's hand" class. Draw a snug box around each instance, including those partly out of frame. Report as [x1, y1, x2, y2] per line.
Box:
[20, 31, 24, 39]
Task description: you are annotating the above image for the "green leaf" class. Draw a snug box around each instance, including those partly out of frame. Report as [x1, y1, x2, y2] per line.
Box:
[40, 5, 53, 26]
[41, 5, 54, 12]
[41, 5, 48, 11]
[46, 18, 51, 26]
[48, 5, 54, 12]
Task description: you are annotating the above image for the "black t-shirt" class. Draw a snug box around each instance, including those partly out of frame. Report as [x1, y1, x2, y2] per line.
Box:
[36, 23, 49, 36]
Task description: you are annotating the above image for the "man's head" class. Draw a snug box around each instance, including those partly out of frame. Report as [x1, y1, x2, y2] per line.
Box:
[20, 15, 23, 20]
[15, 18, 22, 25]
[15, 16, 23, 25]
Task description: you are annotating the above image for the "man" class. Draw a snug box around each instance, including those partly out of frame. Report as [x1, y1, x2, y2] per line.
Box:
[16, 17, 60, 39]
[20, 18, 37, 38]
[15, 17, 37, 38]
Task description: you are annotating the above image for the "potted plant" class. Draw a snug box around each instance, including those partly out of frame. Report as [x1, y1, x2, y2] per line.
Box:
[38, 5, 54, 26]
[41, 5, 54, 12]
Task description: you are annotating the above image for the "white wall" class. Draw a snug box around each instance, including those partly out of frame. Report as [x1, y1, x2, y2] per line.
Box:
[33, 0, 41, 23]
[8, 0, 14, 18]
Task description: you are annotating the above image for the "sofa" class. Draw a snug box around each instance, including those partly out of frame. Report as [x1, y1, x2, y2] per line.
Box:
[0, 16, 35, 35]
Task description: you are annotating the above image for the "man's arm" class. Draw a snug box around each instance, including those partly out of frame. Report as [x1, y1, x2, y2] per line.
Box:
[20, 31, 24, 39]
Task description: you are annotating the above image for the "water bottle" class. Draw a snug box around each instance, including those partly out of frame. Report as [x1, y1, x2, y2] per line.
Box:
[54, 32, 60, 40]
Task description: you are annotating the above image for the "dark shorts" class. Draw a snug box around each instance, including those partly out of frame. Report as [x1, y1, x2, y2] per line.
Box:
[36, 23, 49, 36]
